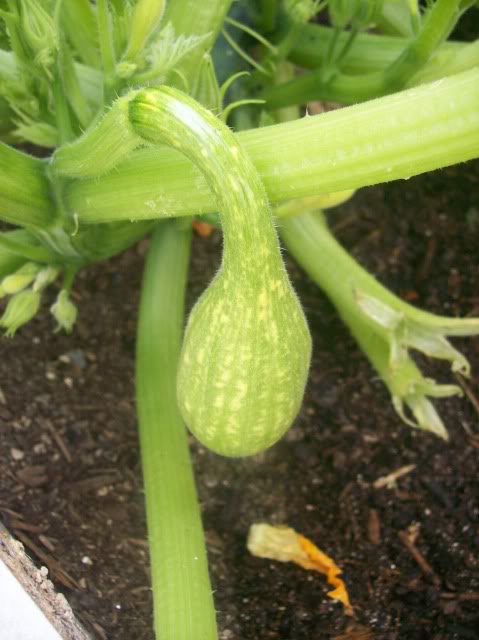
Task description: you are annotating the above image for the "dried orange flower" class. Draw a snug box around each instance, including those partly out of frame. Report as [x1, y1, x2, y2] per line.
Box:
[247, 523, 352, 609]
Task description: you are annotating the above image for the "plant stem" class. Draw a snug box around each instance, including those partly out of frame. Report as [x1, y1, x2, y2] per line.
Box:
[61, 0, 99, 68]
[0, 143, 54, 228]
[279, 211, 474, 438]
[288, 24, 462, 75]
[266, 0, 466, 107]
[0, 231, 59, 263]
[258, 0, 278, 33]
[383, 0, 461, 92]
[59, 68, 479, 223]
[96, 0, 116, 102]
[136, 220, 217, 640]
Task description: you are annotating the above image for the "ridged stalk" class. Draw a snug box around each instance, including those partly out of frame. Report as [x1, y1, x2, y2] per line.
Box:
[136, 220, 217, 640]
[57, 68, 479, 223]
[289, 24, 463, 75]
[0, 143, 54, 228]
[265, 0, 467, 107]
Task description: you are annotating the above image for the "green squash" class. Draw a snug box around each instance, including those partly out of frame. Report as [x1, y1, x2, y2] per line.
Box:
[130, 86, 311, 456]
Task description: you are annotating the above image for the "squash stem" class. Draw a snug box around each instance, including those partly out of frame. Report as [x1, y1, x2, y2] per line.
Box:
[56, 68, 479, 223]
[0, 143, 54, 228]
[265, 0, 465, 107]
[136, 220, 217, 640]
[280, 210, 479, 439]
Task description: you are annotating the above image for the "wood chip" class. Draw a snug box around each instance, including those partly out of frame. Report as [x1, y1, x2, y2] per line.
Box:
[367, 509, 381, 546]
[16, 465, 48, 488]
[44, 419, 73, 463]
[332, 623, 375, 640]
[373, 464, 416, 489]
[398, 529, 440, 586]
[38, 535, 56, 553]
[455, 374, 479, 419]
[9, 520, 45, 534]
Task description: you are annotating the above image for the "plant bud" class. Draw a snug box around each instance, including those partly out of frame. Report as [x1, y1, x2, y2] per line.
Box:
[0, 289, 41, 336]
[20, 0, 58, 74]
[125, 0, 166, 61]
[33, 266, 60, 292]
[50, 290, 78, 334]
[1, 262, 41, 295]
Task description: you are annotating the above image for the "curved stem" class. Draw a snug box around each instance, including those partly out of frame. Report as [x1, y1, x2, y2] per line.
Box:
[129, 87, 282, 275]
[58, 68, 479, 223]
[136, 221, 217, 640]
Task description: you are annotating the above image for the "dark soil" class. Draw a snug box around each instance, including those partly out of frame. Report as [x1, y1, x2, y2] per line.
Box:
[1, 161, 478, 640]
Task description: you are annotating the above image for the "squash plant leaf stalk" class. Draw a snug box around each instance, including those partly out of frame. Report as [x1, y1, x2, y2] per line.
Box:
[57, 67, 479, 223]
[53, 83, 311, 456]
[263, 0, 471, 107]
[280, 210, 479, 440]
[136, 220, 217, 640]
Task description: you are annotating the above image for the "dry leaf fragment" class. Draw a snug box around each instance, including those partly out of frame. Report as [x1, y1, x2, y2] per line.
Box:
[192, 220, 214, 237]
[247, 523, 352, 609]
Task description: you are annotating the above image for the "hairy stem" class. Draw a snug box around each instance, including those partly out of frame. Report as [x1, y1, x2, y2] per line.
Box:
[288, 23, 463, 75]
[55, 68, 479, 223]
[0, 143, 54, 228]
[136, 221, 217, 640]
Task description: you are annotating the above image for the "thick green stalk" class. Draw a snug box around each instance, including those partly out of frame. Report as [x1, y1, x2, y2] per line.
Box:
[288, 24, 462, 75]
[266, 0, 466, 107]
[61, 0, 99, 67]
[259, 0, 278, 33]
[50, 0, 233, 263]
[96, 0, 116, 101]
[59, 68, 479, 223]
[136, 220, 217, 640]
[0, 143, 54, 228]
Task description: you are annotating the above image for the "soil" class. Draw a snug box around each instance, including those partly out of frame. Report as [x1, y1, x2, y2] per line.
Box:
[0, 160, 478, 640]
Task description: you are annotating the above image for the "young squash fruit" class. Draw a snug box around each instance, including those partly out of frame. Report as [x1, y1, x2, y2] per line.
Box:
[129, 87, 311, 456]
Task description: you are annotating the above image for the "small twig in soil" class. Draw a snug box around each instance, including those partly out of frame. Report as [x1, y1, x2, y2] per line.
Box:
[367, 509, 381, 546]
[45, 419, 73, 463]
[398, 530, 440, 586]
[455, 373, 479, 420]
[373, 464, 416, 489]
[7, 519, 46, 534]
